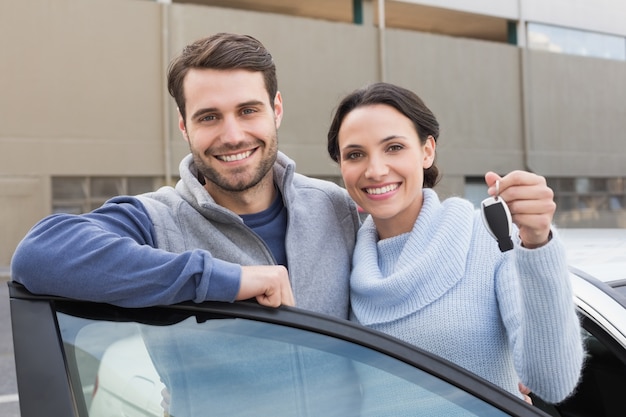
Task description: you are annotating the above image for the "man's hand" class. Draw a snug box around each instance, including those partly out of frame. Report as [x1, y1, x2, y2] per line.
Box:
[237, 265, 295, 307]
[485, 171, 555, 249]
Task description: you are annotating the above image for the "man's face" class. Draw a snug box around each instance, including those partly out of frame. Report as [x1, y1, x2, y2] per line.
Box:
[179, 68, 283, 197]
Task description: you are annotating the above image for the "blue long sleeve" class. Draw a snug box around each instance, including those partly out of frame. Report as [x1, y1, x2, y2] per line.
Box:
[10, 197, 241, 307]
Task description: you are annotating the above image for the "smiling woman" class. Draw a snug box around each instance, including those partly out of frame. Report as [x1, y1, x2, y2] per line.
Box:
[326, 82, 584, 405]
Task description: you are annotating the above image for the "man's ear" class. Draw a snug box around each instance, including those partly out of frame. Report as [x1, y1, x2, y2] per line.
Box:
[273, 91, 284, 129]
[178, 108, 189, 142]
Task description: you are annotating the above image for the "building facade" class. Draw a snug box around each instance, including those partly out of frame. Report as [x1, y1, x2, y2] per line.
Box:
[1, 0, 626, 267]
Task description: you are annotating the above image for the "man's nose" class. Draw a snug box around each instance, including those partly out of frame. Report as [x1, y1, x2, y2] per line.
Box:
[220, 116, 246, 144]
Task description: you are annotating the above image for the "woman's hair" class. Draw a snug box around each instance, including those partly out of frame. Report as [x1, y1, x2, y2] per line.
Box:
[167, 33, 277, 121]
[327, 82, 440, 188]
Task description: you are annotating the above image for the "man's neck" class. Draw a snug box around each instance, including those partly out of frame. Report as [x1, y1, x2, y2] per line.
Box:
[205, 174, 277, 215]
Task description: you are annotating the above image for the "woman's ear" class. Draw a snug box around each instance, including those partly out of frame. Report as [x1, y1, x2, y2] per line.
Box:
[423, 135, 436, 168]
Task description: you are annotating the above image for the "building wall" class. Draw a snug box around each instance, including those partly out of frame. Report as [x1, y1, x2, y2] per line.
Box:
[398, 0, 626, 36]
[1, 0, 626, 266]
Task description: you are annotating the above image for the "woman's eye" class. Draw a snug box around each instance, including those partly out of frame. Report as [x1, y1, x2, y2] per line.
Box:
[346, 152, 363, 160]
[388, 144, 403, 152]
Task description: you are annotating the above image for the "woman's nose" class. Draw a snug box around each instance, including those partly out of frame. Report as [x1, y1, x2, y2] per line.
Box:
[365, 157, 389, 179]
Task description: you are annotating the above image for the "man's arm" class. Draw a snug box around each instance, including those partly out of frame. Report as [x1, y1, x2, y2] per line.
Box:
[11, 198, 242, 307]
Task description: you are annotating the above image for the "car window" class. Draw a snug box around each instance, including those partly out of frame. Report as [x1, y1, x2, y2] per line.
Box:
[555, 314, 626, 417]
[56, 310, 517, 417]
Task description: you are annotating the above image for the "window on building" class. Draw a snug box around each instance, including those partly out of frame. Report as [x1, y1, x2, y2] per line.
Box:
[466, 176, 626, 228]
[464, 177, 489, 208]
[548, 177, 626, 213]
[527, 22, 626, 61]
[51, 176, 162, 214]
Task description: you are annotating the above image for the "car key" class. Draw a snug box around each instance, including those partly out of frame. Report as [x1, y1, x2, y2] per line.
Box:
[481, 181, 514, 252]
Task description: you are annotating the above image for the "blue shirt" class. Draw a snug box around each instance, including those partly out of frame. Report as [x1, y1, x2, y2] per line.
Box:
[240, 191, 288, 267]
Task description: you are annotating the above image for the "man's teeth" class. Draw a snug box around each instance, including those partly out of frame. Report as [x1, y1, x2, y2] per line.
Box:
[366, 184, 398, 195]
[218, 150, 252, 162]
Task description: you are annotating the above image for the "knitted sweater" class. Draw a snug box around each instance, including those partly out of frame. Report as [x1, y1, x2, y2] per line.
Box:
[350, 189, 583, 403]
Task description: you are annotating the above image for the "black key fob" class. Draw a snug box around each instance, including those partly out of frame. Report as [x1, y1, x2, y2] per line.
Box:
[481, 196, 514, 252]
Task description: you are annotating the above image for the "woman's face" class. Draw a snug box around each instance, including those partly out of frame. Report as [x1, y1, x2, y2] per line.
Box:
[337, 104, 435, 238]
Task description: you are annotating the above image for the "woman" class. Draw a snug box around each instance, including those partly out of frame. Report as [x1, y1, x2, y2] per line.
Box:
[327, 82, 583, 404]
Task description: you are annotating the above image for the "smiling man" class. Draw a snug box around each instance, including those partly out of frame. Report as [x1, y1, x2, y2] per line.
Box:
[11, 33, 360, 317]
[180, 68, 281, 213]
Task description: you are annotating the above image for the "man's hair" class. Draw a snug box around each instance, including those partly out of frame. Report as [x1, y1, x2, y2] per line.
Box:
[327, 82, 440, 188]
[167, 32, 277, 121]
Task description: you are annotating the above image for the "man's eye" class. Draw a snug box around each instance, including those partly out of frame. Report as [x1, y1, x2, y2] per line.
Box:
[200, 115, 216, 122]
[242, 108, 256, 115]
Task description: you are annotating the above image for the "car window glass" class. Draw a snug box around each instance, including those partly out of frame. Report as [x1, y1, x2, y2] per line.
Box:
[57, 311, 514, 417]
[556, 320, 626, 416]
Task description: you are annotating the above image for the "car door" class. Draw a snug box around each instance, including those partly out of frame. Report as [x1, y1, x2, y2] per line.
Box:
[9, 281, 550, 417]
[553, 270, 626, 417]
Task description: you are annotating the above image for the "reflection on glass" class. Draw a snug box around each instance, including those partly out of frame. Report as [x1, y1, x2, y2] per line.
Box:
[52, 177, 86, 200]
[464, 178, 489, 209]
[610, 196, 624, 211]
[608, 178, 625, 194]
[527, 22, 626, 61]
[91, 178, 121, 198]
[575, 178, 591, 194]
[128, 177, 156, 195]
[57, 312, 513, 417]
[557, 195, 577, 211]
[590, 178, 607, 193]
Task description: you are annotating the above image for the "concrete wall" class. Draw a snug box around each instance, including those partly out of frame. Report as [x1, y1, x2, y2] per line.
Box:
[398, 0, 626, 36]
[1, 0, 626, 265]
[524, 50, 626, 176]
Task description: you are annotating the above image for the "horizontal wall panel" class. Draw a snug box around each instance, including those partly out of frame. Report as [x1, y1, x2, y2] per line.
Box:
[525, 50, 626, 176]
[386, 30, 526, 177]
[0, 0, 163, 145]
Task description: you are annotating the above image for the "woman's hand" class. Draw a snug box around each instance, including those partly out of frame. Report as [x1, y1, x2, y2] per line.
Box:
[485, 171, 555, 249]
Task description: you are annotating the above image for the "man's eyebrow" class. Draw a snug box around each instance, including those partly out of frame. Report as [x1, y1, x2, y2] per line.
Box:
[238, 100, 265, 108]
[190, 100, 266, 120]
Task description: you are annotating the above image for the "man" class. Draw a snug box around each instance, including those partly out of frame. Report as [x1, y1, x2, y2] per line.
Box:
[11, 33, 359, 318]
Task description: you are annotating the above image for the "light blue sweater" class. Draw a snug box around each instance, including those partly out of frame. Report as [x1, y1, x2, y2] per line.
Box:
[350, 189, 583, 403]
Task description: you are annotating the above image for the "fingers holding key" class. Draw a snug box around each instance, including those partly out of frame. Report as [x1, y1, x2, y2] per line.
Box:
[485, 171, 555, 248]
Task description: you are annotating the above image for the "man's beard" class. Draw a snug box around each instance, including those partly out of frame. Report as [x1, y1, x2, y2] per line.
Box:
[192, 136, 278, 193]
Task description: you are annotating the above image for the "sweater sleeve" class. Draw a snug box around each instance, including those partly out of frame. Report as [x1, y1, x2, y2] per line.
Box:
[497, 231, 584, 403]
[10, 197, 241, 307]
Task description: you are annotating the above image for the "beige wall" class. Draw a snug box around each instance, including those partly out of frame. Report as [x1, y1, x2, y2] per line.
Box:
[0, 178, 49, 266]
[1, 0, 626, 266]
[524, 50, 626, 176]
[0, 0, 164, 177]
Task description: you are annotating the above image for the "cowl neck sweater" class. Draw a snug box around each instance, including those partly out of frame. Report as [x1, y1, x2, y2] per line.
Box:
[349, 188, 583, 403]
[351, 188, 475, 325]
